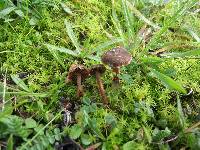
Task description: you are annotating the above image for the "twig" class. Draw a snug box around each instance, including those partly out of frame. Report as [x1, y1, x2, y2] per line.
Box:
[153, 121, 200, 145]
[184, 121, 200, 133]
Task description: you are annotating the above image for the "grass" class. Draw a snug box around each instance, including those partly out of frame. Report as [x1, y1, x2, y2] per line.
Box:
[0, 0, 200, 149]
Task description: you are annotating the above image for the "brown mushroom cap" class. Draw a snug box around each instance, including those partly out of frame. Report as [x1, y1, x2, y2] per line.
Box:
[101, 47, 132, 68]
[66, 64, 89, 83]
[90, 64, 106, 75]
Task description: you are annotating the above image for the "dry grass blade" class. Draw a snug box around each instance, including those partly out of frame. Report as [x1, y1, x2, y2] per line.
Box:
[184, 121, 200, 133]
[86, 142, 101, 150]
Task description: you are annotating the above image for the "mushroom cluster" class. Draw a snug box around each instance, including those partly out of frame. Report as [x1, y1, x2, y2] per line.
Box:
[66, 46, 132, 106]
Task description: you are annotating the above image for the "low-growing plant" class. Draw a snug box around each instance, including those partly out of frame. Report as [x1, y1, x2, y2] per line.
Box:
[0, 0, 200, 149]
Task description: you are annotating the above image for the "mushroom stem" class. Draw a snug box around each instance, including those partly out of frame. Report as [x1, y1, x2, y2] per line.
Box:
[95, 71, 108, 105]
[77, 73, 83, 97]
[112, 75, 120, 88]
[112, 67, 120, 74]
[112, 67, 120, 86]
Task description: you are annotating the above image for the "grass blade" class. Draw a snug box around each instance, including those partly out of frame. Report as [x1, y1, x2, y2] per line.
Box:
[177, 95, 186, 128]
[186, 28, 200, 42]
[0, 92, 49, 97]
[45, 44, 66, 69]
[142, 125, 152, 143]
[112, 0, 126, 46]
[19, 110, 62, 150]
[0, 7, 16, 18]
[49, 50, 66, 69]
[149, 69, 187, 94]
[1, 70, 7, 112]
[0, 51, 17, 54]
[7, 134, 13, 150]
[60, 2, 73, 15]
[121, 0, 134, 40]
[161, 49, 200, 58]
[45, 43, 78, 57]
[94, 38, 124, 52]
[146, 0, 198, 50]
[10, 75, 31, 92]
[64, 19, 81, 53]
[126, 1, 160, 30]
[86, 55, 101, 62]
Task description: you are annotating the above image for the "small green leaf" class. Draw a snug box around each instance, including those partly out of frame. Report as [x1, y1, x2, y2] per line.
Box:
[81, 134, 92, 145]
[0, 106, 13, 118]
[25, 118, 37, 128]
[35, 143, 44, 150]
[54, 128, 60, 134]
[69, 124, 82, 139]
[29, 17, 38, 26]
[7, 134, 13, 150]
[39, 135, 49, 147]
[142, 125, 152, 143]
[152, 127, 171, 142]
[88, 118, 105, 140]
[105, 114, 117, 128]
[64, 20, 81, 53]
[60, 2, 73, 15]
[0, 115, 30, 138]
[46, 131, 55, 144]
[34, 124, 45, 136]
[45, 43, 78, 57]
[10, 74, 31, 92]
[149, 69, 187, 94]
[123, 141, 135, 150]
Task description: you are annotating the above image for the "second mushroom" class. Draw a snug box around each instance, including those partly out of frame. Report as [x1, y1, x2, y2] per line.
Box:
[66, 64, 89, 98]
[90, 64, 108, 105]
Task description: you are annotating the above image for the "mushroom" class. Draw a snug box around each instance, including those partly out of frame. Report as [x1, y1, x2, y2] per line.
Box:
[66, 64, 89, 98]
[90, 64, 108, 105]
[101, 47, 132, 85]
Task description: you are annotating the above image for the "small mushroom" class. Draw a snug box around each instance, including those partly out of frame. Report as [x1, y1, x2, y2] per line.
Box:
[66, 64, 89, 98]
[101, 47, 132, 85]
[90, 64, 108, 105]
